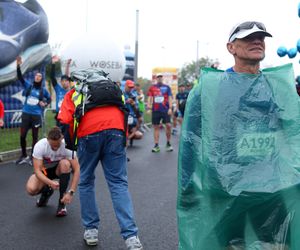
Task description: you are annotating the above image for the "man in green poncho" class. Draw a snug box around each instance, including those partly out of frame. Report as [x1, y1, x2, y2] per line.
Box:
[177, 21, 300, 250]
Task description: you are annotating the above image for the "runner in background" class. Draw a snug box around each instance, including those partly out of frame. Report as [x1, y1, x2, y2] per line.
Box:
[15, 56, 51, 165]
[147, 73, 173, 153]
[50, 55, 72, 126]
[134, 82, 146, 132]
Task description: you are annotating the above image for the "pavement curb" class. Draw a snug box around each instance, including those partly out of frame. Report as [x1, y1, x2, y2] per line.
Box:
[0, 124, 152, 164]
[0, 148, 31, 164]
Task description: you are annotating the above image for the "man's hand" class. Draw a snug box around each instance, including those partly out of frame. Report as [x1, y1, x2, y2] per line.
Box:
[39, 101, 47, 107]
[168, 108, 172, 116]
[0, 118, 4, 127]
[49, 180, 59, 190]
[52, 55, 60, 64]
[16, 56, 22, 66]
[60, 192, 73, 204]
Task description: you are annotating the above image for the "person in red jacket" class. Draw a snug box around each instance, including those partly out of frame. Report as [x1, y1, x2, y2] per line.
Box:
[58, 72, 143, 249]
[0, 99, 4, 127]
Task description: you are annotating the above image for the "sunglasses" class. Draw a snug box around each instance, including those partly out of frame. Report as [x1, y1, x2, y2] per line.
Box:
[229, 21, 266, 42]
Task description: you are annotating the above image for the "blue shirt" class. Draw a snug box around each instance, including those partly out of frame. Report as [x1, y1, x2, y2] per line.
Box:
[124, 89, 139, 126]
[22, 80, 51, 116]
[54, 84, 68, 112]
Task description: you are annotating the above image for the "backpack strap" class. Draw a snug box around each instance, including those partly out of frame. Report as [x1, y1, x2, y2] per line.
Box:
[120, 106, 129, 147]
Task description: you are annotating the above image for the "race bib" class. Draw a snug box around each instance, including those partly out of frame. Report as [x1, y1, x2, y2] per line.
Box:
[27, 96, 39, 106]
[237, 132, 276, 157]
[154, 96, 164, 103]
[128, 115, 134, 125]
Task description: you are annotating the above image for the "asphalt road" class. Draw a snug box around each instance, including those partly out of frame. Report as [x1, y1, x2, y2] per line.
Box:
[0, 128, 179, 250]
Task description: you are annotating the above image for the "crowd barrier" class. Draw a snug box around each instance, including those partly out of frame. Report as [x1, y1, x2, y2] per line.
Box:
[0, 108, 56, 156]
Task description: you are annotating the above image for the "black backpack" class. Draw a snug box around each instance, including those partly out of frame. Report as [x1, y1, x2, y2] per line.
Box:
[71, 69, 126, 122]
[67, 69, 128, 152]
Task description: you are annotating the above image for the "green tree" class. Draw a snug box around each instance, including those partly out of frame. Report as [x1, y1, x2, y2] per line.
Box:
[137, 77, 152, 94]
[178, 57, 218, 85]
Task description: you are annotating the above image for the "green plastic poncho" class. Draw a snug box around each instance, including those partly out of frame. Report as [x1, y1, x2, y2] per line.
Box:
[177, 64, 300, 250]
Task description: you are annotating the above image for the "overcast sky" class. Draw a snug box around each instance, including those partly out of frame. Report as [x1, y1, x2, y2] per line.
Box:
[37, 0, 300, 79]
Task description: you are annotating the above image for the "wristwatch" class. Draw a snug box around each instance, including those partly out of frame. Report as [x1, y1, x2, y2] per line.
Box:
[68, 189, 75, 196]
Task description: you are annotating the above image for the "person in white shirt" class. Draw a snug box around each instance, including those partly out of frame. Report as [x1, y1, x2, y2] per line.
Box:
[26, 126, 80, 217]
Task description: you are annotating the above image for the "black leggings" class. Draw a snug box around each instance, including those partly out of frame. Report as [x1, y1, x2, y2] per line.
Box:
[20, 113, 42, 156]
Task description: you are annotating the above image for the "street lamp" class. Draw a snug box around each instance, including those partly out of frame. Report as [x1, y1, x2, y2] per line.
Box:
[196, 40, 199, 78]
[134, 9, 139, 84]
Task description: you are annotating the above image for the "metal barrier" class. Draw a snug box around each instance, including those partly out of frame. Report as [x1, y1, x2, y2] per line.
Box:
[0, 108, 56, 154]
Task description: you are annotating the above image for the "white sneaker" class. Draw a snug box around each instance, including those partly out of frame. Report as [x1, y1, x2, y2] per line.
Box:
[125, 236, 143, 250]
[83, 228, 98, 246]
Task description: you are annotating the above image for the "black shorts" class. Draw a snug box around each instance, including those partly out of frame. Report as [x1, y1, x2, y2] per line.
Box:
[152, 111, 171, 125]
[43, 162, 59, 180]
[21, 113, 42, 129]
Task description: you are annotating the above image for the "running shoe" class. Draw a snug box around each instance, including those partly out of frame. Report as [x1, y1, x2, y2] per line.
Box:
[166, 142, 173, 152]
[151, 145, 160, 153]
[84, 228, 98, 246]
[56, 203, 67, 217]
[36, 185, 54, 207]
[125, 236, 143, 250]
[15, 155, 29, 165]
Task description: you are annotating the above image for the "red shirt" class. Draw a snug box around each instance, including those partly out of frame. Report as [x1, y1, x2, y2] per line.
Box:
[147, 83, 172, 112]
[58, 89, 124, 138]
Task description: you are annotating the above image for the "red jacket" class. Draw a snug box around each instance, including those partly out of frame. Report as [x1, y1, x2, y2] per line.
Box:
[0, 99, 4, 119]
[58, 89, 125, 138]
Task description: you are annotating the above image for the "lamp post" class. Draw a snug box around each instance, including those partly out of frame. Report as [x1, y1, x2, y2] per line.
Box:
[134, 9, 139, 84]
[196, 40, 199, 78]
[85, 0, 89, 32]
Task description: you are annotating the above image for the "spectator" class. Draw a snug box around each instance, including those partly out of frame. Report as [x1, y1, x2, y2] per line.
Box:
[134, 82, 146, 132]
[50, 55, 72, 126]
[58, 70, 143, 249]
[0, 99, 4, 127]
[25, 126, 80, 217]
[147, 73, 173, 153]
[175, 83, 189, 126]
[185, 82, 193, 94]
[15, 56, 51, 165]
[124, 80, 143, 146]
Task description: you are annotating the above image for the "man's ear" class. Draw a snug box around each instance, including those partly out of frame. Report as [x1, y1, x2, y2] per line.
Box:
[227, 42, 235, 55]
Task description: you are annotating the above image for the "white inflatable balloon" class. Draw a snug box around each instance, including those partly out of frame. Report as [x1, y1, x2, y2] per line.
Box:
[61, 33, 126, 82]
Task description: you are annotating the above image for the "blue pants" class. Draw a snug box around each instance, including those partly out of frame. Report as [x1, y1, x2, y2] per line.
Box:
[77, 129, 138, 239]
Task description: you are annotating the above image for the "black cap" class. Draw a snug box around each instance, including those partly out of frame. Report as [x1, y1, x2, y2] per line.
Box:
[61, 74, 70, 81]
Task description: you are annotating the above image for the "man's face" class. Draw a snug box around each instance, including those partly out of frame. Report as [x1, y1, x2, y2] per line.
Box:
[125, 85, 134, 93]
[186, 84, 192, 90]
[48, 138, 62, 151]
[228, 33, 266, 62]
[179, 86, 185, 92]
[61, 79, 70, 90]
[157, 76, 163, 83]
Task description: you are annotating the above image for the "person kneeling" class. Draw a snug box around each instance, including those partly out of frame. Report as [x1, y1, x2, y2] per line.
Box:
[128, 124, 143, 147]
[25, 126, 80, 217]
